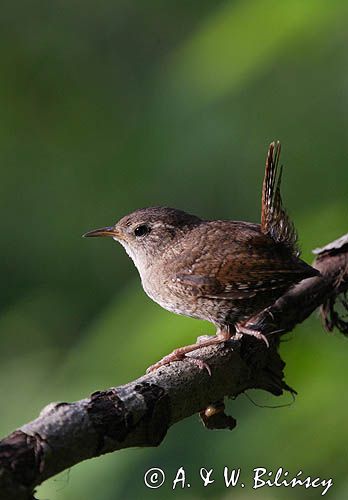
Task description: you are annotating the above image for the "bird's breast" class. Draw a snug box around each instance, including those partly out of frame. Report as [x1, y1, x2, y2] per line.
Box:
[138, 264, 189, 316]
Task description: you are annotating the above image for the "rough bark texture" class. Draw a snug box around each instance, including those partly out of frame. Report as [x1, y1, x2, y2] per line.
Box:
[0, 233, 347, 500]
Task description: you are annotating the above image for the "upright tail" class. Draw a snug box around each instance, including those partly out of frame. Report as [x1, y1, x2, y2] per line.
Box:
[261, 141, 298, 256]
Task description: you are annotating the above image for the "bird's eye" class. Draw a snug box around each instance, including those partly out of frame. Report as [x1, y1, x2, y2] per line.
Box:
[134, 224, 151, 237]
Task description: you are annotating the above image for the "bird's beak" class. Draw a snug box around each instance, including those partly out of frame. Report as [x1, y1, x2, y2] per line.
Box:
[83, 226, 121, 239]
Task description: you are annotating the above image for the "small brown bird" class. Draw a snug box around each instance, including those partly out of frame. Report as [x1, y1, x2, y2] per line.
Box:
[84, 142, 319, 373]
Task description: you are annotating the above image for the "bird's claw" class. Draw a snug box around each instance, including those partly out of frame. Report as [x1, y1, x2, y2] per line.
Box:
[187, 356, 212, 375]
[146, 352, 182, 373]
[235, 323, 270, 347]
[146, 352, 211, 375]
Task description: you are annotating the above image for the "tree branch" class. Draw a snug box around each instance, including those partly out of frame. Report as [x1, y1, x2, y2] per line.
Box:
[0, 233, 347, 500]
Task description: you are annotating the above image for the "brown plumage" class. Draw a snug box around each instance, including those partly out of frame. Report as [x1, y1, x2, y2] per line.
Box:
[261, 141, 298, 253]
[84, 141, 319, 372]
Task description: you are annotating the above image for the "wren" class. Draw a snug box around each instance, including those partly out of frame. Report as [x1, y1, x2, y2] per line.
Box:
[84, 142, 319, 373]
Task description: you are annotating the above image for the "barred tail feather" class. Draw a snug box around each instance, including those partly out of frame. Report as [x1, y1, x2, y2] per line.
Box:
[261, 141, 298, 256]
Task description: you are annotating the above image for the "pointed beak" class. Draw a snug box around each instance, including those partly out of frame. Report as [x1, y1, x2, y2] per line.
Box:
[83, 226, 121, 239]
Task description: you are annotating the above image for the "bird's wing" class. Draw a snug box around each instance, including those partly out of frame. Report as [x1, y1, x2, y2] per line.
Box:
[171, 227, 316, 301]
[174, 266, 306, 301]
[261, 141, 298, 255]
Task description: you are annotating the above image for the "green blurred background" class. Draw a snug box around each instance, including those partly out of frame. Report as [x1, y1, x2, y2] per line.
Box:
[1, 0, 347, 498]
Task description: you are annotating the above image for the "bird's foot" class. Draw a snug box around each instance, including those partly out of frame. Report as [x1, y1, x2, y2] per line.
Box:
[146, 333, 230, 375]
[235, 322, 269, 347]
[146, 347, 212, 375]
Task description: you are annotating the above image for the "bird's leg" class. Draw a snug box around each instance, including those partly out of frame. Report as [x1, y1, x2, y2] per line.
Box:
[235, 322, 269, 347]
[146, 329, 231, 375]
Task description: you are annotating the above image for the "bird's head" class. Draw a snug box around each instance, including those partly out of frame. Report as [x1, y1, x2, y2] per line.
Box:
[83, 206, 202, 270]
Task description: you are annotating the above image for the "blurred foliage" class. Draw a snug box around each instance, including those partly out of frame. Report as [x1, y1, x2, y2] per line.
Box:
[0, 0, 348, 499]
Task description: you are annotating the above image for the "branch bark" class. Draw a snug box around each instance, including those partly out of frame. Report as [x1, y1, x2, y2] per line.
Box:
[0, 233, 347, 500]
